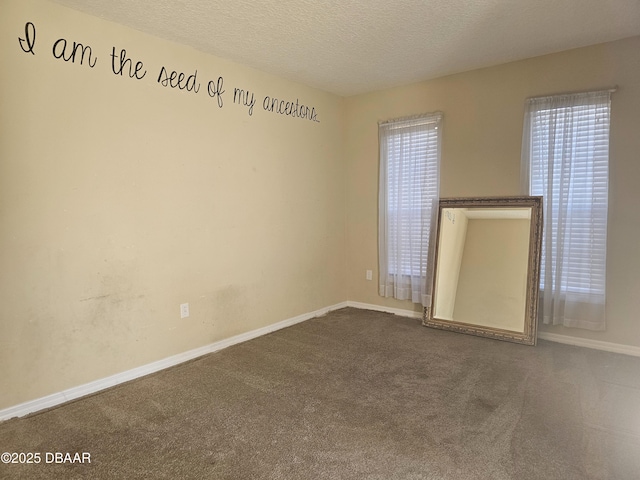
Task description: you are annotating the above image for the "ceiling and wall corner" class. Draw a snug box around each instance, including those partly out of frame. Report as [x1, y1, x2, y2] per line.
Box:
[48, 0, 640, 96]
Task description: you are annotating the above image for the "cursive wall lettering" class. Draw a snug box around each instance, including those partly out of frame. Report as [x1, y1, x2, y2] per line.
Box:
[52, 38, 97, 68]
[157, 66, 200, 94]
[207, 76, 225, 108]
[15, 21, 320, 123]
[233, 87, 256, 116]
[110, 47, 146, 79]
[18, 21, 36, 55]
[262, 96, 319, 122]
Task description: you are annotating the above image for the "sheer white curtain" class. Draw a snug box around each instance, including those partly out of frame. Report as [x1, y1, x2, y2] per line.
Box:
[378, 113, 442, 307]
[521, 90, 611, 330]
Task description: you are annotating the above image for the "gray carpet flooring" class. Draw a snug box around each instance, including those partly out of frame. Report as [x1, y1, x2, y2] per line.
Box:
[1, 307, 639, 479]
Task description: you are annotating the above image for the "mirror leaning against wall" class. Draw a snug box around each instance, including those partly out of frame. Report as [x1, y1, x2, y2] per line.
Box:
[423, 196, 543, 345]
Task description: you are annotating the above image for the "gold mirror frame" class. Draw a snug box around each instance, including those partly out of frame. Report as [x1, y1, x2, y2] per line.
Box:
[423, 196, 543, 345]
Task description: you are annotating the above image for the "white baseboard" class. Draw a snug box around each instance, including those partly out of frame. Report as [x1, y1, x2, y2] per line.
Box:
[346, 301, 423, 319]
[537, 332, 640, 357]
[0, 301, 349, 422]
[345, 301, 640, 357]
[346, 301, 640, 358]
[3, 301, 638, 421]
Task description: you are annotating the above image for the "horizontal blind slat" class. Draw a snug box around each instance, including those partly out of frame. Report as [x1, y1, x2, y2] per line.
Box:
[382, 116, 440, 276]
[528, 95, 609, 295]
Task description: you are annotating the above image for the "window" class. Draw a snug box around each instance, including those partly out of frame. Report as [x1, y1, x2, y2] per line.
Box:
[521, 90, 611, 330]
[378, 113, 442, 306]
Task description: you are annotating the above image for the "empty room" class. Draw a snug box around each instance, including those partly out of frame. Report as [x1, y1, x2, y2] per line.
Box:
[1, 0, 640, 478]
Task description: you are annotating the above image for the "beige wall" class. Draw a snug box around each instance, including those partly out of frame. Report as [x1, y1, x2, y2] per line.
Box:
[0, 0, 346, 409]
[346, 36, 640, 347]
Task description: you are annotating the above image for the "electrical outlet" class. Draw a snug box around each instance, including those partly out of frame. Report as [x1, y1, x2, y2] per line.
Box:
[180, 303, 190, 319]
[366, 270, 373, 281]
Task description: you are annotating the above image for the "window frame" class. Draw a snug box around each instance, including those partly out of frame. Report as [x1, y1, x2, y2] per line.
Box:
[378, 112, 442, 306]
[523, 92, 610, 297]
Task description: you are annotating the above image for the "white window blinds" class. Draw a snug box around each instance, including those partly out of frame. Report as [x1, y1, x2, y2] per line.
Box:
[379, 113, 441, 306]
[521, 90, 611, 330]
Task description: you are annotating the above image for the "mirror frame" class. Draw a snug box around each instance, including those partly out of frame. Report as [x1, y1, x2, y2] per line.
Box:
[423, 196, 543, 345]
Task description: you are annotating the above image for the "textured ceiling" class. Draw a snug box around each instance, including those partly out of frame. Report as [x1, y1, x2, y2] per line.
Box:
[49, 0, 640, 96]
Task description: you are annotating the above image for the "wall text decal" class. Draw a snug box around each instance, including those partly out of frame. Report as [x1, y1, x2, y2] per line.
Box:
[16, 21, 320, 123]
[110, 48, 147, 79]
[52, 37, 97, 67]
[18, 21, 36, 55]
[207, 76, 225, 108]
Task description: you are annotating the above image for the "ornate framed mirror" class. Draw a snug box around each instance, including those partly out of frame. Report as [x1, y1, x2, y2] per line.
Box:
[423, 196, 543, 345]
